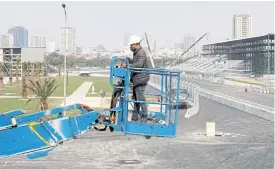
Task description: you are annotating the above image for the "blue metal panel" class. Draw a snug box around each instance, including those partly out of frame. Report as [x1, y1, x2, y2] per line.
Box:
[0, 125, 48, 158]
[26, 147, 55, 159]
[124, 122, 176, 137]
[0, 106, 101, 159]
[148, 112, 165, 120]
[0, 109, 25, 127]
[71, 112, 100, 133]
[113, 68, 127, 78]
[40, 122, 64, 142]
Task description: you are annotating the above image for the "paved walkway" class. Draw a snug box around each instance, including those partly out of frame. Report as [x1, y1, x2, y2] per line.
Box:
[61, 82, 93, 106]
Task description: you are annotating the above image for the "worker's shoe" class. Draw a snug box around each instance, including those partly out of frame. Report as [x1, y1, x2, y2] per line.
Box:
[140, 117, 147, 123]
[139, 115, 148, 123]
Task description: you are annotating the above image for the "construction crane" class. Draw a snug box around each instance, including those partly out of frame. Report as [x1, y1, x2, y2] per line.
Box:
[144, 32, 155, 68]
[167, 33, 209, 68]
[0, 57, 181, 159]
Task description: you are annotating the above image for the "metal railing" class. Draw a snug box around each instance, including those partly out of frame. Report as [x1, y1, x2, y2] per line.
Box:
[149, 74, 200, 118]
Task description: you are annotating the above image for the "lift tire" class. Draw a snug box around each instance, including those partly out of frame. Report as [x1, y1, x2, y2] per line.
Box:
[145, 136, 151, 139]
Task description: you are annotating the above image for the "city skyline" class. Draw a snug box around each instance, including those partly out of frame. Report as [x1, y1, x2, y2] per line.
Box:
[0, 1, 273, 49]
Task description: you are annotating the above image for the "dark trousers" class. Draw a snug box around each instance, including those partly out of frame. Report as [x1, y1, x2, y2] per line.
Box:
[132, 84, 148, 119]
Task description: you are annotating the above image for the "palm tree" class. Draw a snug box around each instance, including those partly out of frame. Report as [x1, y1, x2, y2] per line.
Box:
[0, 62, 4, 88]
[26, 77, 59, 111]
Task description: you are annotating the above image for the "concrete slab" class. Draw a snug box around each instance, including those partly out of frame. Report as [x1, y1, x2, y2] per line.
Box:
[0, 86, 273, 169]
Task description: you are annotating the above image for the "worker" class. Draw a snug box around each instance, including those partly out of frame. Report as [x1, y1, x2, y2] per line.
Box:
[126, 35, 150, 122]
[99, 89, 105, 98]
[245, 86, 248, 92]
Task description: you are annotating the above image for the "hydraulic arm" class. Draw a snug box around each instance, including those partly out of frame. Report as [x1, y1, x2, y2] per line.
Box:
[0, 57, 181, 159]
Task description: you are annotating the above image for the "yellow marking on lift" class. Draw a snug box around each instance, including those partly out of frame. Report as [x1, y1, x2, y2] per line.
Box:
[28, 122, 51, 146]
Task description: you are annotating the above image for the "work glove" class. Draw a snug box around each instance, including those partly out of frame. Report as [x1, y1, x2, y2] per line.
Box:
[120, 62, 127, 68]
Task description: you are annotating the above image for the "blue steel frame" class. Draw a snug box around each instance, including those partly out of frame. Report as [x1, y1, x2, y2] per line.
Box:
[109, 57, 181, 137]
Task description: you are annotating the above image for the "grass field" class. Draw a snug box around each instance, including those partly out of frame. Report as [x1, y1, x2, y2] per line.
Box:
[0, 83, 21, 96]
[86, 76, 113, 96]
[0, 76, 96, 97]
[0, 76, 113, 114]
[0, 98, 63, 114]
[51, 76, 94, 96]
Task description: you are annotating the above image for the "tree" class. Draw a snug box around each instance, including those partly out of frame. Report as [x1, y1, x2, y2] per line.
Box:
[15, 56, 20, 83]
[21, 62, 28, 99]
[0, 62, 4, 88]
[8, 63, 13, 86]
[38, 62, 43, 77]
[25, 77, 59, 111]
[26, 62, 31, 77]
[45, 52, 64, 76]
[31, 62, 35, 78]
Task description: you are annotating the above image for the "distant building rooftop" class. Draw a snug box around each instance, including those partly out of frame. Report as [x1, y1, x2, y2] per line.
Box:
[203, 33, 274, 46]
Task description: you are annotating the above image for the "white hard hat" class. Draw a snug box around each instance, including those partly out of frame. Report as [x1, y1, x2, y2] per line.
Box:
[128, 35, 142, 45]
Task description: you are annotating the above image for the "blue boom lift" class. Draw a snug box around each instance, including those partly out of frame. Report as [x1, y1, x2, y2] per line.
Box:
[0, 57, 181, 159]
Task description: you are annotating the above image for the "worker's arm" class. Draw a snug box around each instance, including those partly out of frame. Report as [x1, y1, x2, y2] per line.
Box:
[127, 50, 146, 68]
[126, 57, 134, 64]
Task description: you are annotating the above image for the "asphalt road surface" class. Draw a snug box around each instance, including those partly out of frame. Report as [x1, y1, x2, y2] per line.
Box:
[182, 77, 274, 108]
[0, 86, 273, 169]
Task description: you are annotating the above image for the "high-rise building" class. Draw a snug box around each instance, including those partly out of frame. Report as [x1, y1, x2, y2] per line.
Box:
[46, 41, 56, 53]
[183, 35, 196, 57]
[0, 33, 14, 47]
[30, 36, 47, 48]
[76, 46, 83, 54]
[232, 14, 252, 39]
[60, 27, 76, 54]
[8, 26, 28, 47]
[0, 47, 45, 77]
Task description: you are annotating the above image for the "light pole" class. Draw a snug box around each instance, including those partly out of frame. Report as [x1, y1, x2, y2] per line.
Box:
[62, 4, 67, 116]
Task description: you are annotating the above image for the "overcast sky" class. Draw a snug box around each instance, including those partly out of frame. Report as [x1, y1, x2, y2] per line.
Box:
[0, 1, 274, 49]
